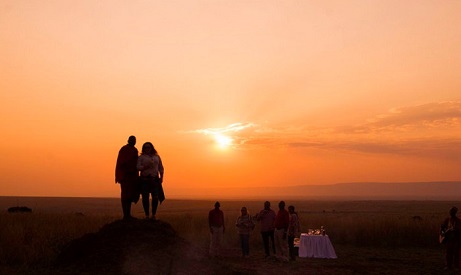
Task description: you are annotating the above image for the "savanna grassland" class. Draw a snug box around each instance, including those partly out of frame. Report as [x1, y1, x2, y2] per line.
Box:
[0, 197, 457, 274]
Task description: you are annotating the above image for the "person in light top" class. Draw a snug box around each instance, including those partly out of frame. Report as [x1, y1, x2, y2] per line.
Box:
[287, 205, 301, 261]
[137, 142, 164, 220]
[236, 206, 255, 257]
[273, 201, 289, 262]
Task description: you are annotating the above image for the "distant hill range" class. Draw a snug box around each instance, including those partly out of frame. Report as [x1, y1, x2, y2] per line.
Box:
[170, 181, 461, 200]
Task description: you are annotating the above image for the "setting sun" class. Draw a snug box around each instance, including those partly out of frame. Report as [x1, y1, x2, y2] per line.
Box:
[214, 133, 233, 149]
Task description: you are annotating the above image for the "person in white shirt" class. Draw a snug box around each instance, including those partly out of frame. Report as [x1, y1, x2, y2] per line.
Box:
[236, 206, 255, 257]
[288, 205, 301, 261]
[137, 142, 165, 220]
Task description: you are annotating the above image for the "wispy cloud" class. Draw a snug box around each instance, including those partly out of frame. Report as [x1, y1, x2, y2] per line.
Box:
[185, 102, 461, 159]
[185, 122, 257, 136]
[351, 101, 461, 134]
[320, 138, 461, 160]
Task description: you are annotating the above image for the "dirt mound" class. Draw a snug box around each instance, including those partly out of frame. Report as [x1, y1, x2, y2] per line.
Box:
[56, 219, 220, 275]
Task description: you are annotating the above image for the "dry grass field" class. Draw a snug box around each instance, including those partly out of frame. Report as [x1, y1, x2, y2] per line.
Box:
[0, 197, 457, 274]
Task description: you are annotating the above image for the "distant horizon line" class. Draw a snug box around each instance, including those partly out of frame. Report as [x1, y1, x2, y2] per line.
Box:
[2, 181, 461, 201]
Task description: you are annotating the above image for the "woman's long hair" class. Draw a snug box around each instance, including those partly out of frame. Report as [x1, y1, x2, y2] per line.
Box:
[288, 205, 297, 215]
[141, 142, 158, 155]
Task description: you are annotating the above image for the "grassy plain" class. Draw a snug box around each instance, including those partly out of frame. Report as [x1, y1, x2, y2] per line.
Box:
[0, 197, 456, 274]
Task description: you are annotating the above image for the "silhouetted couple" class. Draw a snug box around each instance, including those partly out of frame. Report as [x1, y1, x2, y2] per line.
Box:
[115, 135, 165, 220]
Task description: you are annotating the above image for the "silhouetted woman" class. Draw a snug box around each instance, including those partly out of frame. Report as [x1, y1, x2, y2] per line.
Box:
[287, 205, 301, 261]
[236, 206, 255, 257]
[137, 142, 164, 220]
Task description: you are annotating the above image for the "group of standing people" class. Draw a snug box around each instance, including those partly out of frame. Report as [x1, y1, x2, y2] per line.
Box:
[115, 135, 165, 220]
[208, 200, 301, 262]
[256, 200, 301, 262]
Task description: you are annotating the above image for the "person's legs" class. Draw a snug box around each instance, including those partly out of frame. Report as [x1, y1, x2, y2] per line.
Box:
[261, 231, 270, 257]
[454, 245, 460, 268]
[447, 242, 456, 269]
[140, 180, 150, 218]
[120, 182, 127, 218]
[120, 182, 134, 219]
[141, 194, 150, 217]
[121, 199, 127, 218]
[127, 201, 132, 218]
[216, 226, 223, 255]
[151, 196, 158, 219]
[274, 229, 282, 258]
[209, 230, 216, 256]
[141, 178, 154, 218]
[269, 230, 276, 254]
[288, 235, 295, 261]
[280, 235, 289, 261]
[243, 234, 250, 256]
[274, 229, 288, 261]
[209, 226, 223, 256]
[150, 179, 159, 219]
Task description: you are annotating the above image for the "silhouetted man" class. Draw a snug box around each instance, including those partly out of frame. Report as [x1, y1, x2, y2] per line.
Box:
[209, 201, 225, 257]
[115, 135, 139, 220]
[255, 201, 276, 258]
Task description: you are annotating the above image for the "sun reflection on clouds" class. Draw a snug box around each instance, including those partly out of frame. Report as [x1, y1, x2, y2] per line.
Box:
[185, 122, 256, 149]
[184, 102, 461, 159]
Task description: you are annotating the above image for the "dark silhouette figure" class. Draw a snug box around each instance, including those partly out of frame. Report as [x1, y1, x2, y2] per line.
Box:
[115, 135, 139, 220]
[236, 206, 255, 257]
[287, 205, 301, 261]
[255, 201, 276, 258]
[274, 200, 289, 262]
[209, 201, 225, 257]
[441, 206, 461, 270]
[137, 142, 165, 220]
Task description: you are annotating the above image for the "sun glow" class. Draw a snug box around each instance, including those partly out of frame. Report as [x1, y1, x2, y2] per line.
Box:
[214, 133, 233, 149]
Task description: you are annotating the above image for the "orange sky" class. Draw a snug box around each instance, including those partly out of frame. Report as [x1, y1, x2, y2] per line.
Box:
[1, 1, 461, 198]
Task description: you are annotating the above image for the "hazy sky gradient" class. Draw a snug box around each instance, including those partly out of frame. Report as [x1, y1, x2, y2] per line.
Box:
[1, 1, 460, 198]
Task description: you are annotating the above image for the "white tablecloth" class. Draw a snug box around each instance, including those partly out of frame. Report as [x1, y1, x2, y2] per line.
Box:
[298, 234, 337, 259]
